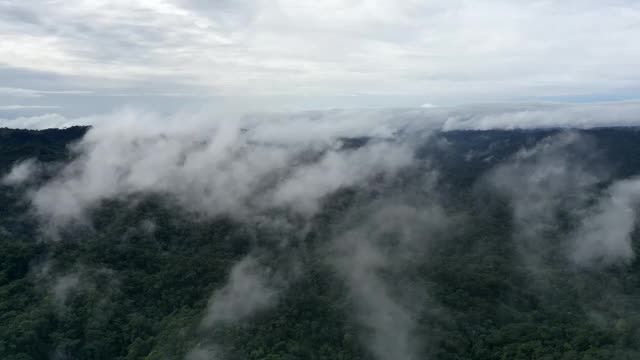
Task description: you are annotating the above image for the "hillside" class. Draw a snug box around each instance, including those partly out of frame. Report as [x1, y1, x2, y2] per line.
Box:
[2, 126, 640, 360]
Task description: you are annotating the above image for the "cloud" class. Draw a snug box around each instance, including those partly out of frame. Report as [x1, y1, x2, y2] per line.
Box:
[1, 159, 41, 186]
[0, 87, 92, 98]
[328, 203, 449, 360]
[30, 260, 105, 310]
[268, 142, 413, 214]
[184, 345, 220, 360]
[570, 177, 640, 266]
[485, 132, 605, 269]
[8, 103, 640, 358]
[443, 101, 640, 130]
[483, 128, 640, 270]
[6, 107, 431, 358]
[0, 105, 60, 110]
[7, 109, 415, 227]
[0, 113, 90, 129]
[51, 273, 81, 307]
[5, 101, 640, 131]
[97, 92, 208, 97]
[1, 1, 640, 102]
[8, 101, 640, 227]
[8, 97, 640, 358]
[201, 255, 279, 327]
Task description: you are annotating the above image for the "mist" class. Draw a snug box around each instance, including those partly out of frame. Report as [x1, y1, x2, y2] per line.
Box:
[484, 132, 605, 270]
[328, 202, 450, 360]
[4, 0, 640, 358]
[5, 109, 415, 229]
[4, 105, 640, 359]
[202, 255, 280, 327]
[570, 177, 640, 266]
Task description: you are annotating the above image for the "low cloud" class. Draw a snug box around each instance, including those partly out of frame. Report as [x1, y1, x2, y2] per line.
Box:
[484, 129, 640, 270]
[1, 159, 41, 186]
[268, 142, 413, 214]
[328, 203, 450, 360]
[485, 132, 605, 269]
[31, 261, 98, 310]
[443, 101, 640, 130]
[184, 345, 220, 360]
[11, 109, 415, 227]
[7, 103, 640, 359]
[0, 113, 89, 129]
[51, 273, 81, 307]
[201, 255, 279, 327]
[570, 177, 640, 266]
[5, 101, 640, 132]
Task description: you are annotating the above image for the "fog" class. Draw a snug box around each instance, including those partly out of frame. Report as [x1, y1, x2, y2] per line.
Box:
[570, 177, 640, 266]
[6, 109, 415, 228]
[328, 202, 450, 360]
[4, 104, 640, 359]
[202, 255, 280, 327]
[485, 132, 606, 270]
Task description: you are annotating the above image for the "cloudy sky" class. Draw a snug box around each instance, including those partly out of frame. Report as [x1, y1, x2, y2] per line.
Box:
[1, 0, 640, 117]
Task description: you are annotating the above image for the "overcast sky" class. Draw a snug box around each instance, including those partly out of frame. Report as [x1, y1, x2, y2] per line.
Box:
[1, 0, 640, 116]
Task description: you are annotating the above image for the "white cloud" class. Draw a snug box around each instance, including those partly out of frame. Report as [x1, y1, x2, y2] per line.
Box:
[5, 100, 640, 132]
[0, 87, 92, 97]
[442, 101, 640, 130]
[201, 255, 278, 327]
[485, 132, 605, 271]
[1, 159, 41, 185]
[269, 142, 413, 214]
[0, 1, 639, 102]
[0, 105, 60, 110]
[5, 101, 640, 229]
[7, 109, 415, 226]
[328, 203, 449, 360]
[570, 178, 640, 266]
[0, 113, 90, 129]
[8, 100, 640, 131]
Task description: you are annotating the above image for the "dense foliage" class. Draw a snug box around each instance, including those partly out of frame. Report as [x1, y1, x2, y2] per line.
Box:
[2, 127, 640, 359]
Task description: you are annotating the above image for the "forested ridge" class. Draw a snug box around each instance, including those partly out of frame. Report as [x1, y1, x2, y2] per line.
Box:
[3, 126, 640, 360]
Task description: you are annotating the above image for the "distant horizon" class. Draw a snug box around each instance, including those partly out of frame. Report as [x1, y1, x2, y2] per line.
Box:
[2, 1, 640, 119]
[3, 99, 640, 131]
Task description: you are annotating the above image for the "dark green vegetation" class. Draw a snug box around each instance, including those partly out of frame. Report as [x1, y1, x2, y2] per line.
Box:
[3, 127, 640, 359]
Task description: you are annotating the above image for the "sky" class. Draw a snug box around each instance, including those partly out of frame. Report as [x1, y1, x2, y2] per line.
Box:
[1, 0, 640, 118]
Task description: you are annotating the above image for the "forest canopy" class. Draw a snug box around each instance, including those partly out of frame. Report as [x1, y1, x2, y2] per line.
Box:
[2, 121, 640, 360]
